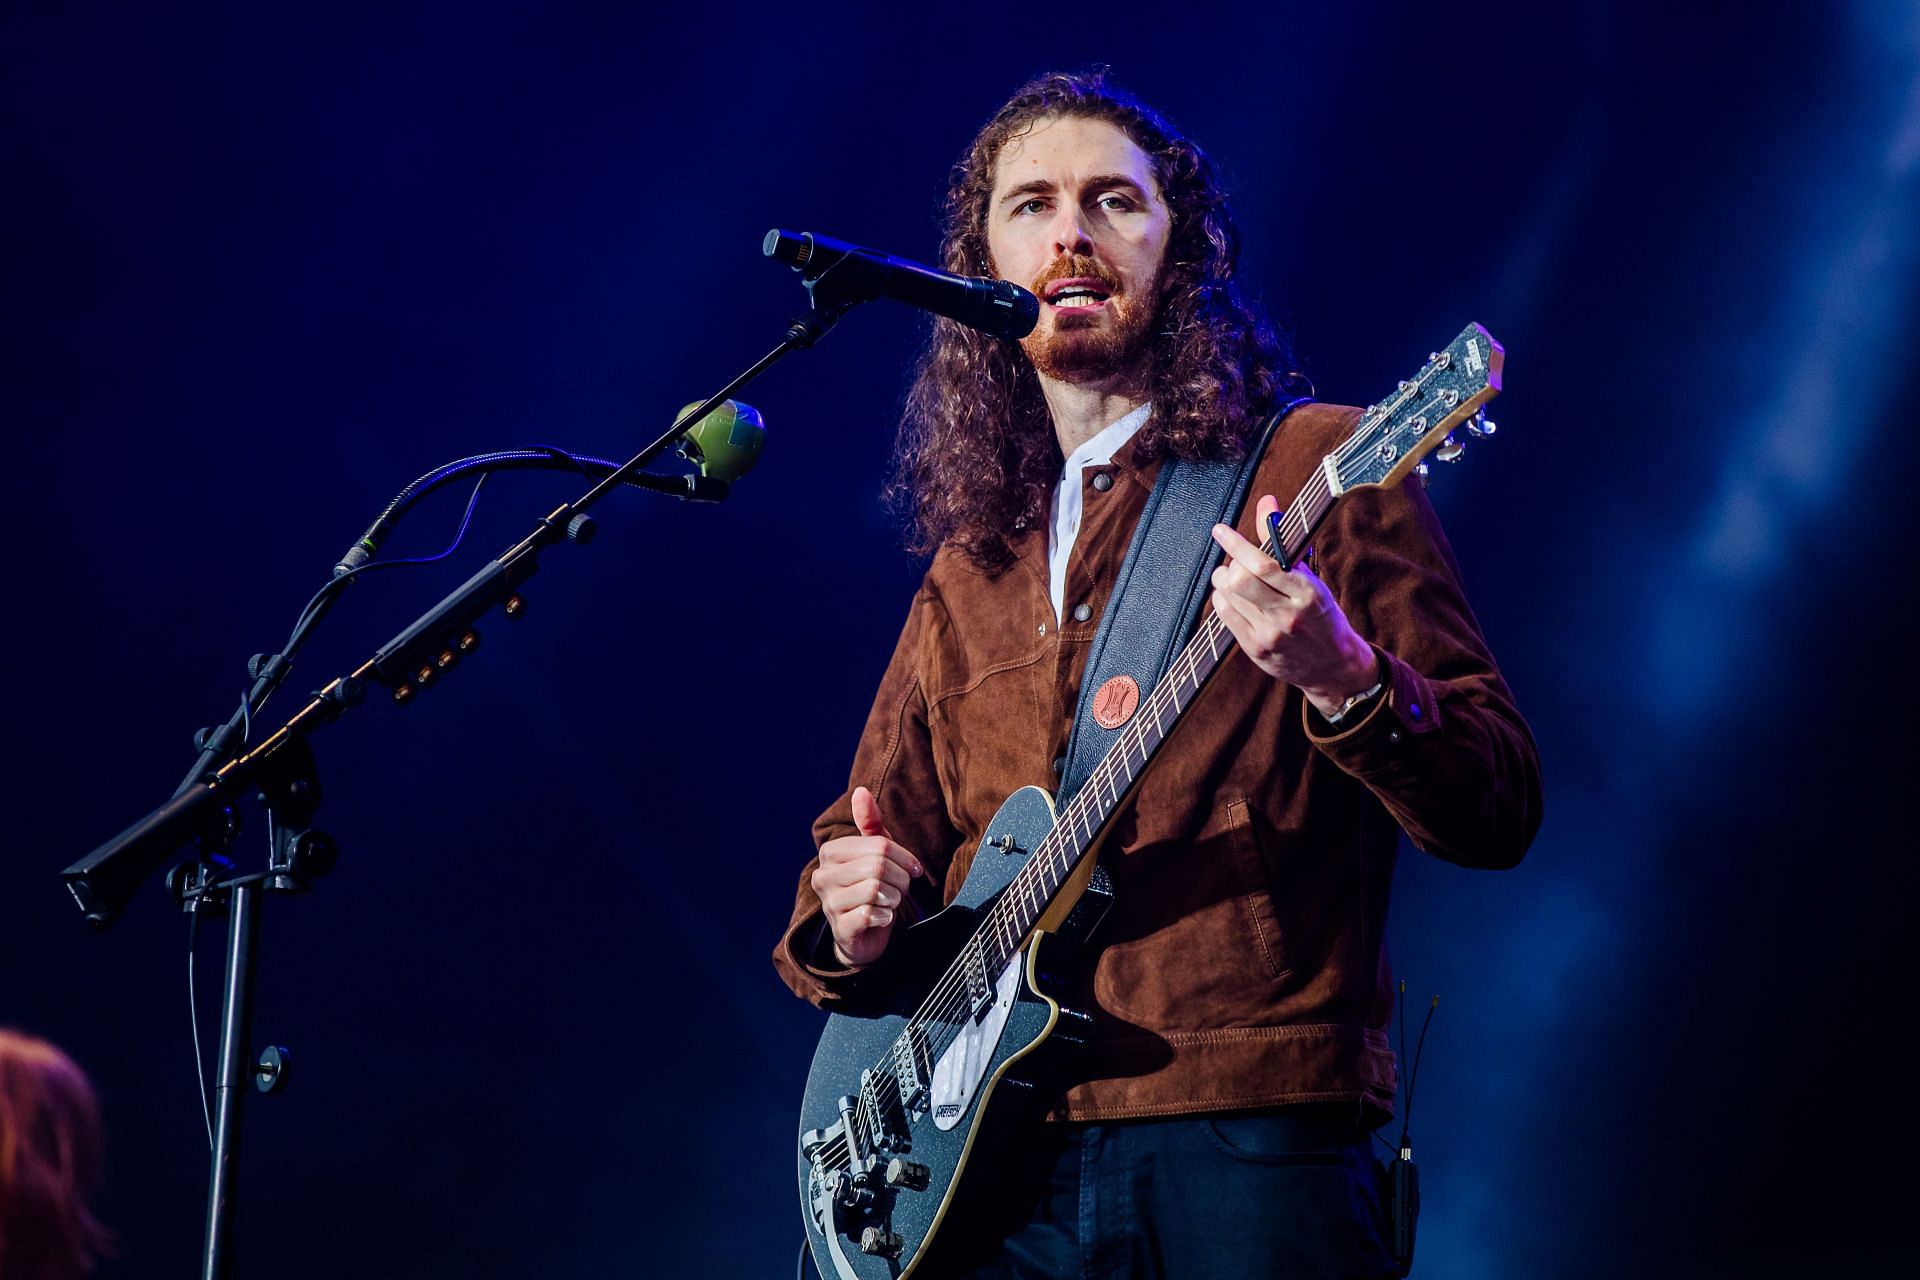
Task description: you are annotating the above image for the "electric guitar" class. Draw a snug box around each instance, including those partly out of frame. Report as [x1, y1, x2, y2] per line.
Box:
[797, 324, 1505, 1279]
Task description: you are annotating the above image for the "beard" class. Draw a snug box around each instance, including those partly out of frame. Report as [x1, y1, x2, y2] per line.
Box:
[1018, 253, 1159, 385]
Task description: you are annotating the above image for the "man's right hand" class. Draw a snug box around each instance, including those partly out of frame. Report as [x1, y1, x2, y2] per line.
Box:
[812, 786, 925, 968]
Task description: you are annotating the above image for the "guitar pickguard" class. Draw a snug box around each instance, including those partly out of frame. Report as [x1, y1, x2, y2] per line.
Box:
[928, 955, 1022, 1130]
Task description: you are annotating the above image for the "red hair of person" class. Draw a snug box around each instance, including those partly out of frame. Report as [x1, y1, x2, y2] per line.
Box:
[0, 1030, 111, 1279]
[891, 67, 1298, 573]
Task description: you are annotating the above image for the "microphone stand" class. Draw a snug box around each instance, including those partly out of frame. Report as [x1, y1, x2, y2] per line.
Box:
[58, 291, 859, 1280]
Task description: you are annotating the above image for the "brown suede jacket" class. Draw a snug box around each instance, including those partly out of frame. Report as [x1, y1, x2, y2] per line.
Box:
[773, 402, 1542, 1123]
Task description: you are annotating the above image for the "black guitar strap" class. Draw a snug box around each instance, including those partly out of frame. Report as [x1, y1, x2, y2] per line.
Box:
[1058, 397, 1311, 804]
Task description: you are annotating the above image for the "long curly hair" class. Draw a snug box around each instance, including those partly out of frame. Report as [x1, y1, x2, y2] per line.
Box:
[0, 1029, 111, 1279]
[892, 68, 1295, 573]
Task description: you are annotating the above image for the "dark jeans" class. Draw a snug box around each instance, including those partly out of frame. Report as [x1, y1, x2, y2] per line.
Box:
[929, 1107, 1401, 1280]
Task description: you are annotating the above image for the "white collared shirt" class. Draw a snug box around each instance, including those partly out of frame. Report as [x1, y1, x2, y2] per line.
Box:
[1047, 403, 1151, 624]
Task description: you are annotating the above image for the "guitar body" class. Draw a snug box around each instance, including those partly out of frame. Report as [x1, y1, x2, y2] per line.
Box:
[798, 786, 1110, 1280]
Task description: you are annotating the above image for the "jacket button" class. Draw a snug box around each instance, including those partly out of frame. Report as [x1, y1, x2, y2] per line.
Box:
[1052, 756, 1066, 776]
[1072, 603, 1093, 622]
[1388, 730, 1403, 744]
[1091, 471, 1113, 492]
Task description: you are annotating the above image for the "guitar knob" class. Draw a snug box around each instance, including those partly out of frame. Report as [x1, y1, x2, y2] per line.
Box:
[884, 1158, 932, 1191]
[1434, 434, 1465, 462]
[1466, 412, 1496, 438]
[859, 1227, 904, 1258]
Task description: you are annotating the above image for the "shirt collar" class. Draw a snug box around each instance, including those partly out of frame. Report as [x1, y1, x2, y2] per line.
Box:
[1063, 402, 1151, 472]
[1009, 403, 1156, 570]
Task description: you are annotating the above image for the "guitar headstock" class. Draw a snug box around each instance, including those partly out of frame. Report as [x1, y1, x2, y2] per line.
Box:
[1331, 323, 1504, 494]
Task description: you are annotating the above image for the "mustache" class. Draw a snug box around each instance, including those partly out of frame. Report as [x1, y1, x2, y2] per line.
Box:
[1028, 253, 1123, 296]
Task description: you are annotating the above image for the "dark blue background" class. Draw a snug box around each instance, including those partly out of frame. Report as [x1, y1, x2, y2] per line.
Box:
[5, 2, 1914, 1276]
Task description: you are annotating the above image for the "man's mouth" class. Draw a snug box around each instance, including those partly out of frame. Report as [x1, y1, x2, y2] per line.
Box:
[1043, 278, 1115, 310]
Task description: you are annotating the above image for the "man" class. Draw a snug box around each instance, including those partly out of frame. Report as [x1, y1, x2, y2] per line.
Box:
[774, 69, 1542, 1279]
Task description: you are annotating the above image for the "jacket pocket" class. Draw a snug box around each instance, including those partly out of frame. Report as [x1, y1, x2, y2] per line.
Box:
[1226, 797, 1294, 982]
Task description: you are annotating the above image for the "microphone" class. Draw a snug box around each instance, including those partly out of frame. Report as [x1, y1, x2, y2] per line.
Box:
[674, 399, 765, 485]
[763, 229, 1039, 340]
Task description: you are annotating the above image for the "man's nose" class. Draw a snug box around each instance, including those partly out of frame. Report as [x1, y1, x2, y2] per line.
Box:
[1051, 206, 1094, 258]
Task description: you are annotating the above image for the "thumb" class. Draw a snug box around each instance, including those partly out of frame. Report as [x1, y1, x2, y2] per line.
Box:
[851, 785, 893, 840]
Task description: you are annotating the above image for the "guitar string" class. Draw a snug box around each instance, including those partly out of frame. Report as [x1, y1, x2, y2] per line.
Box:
[866, 371, 1465, 1057]
[820, 379, 1474, 1167]
[856, 500, 1310, 1055]
[812, 509, 1297, 1168]
[813, 557, 1269, 1168]
[813, 479, 1339, 1168]
[815, 381, 1456, 1168]
[815, 374, 1475, 1165]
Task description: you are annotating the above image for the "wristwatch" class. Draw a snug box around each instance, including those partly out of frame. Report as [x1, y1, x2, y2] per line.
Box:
[1323, 678, 1386, 727]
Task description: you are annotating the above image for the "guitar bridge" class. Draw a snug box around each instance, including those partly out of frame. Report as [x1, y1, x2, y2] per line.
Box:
[800, 1117, 842, 1165]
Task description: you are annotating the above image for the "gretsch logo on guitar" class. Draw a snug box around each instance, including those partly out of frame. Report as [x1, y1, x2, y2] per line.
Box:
[797, 324, 1505, 1280]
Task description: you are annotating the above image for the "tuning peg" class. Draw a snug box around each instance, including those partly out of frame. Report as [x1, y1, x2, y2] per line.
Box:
[1434, 433, 1465, 462]
[1466, 410, 1496, 438]
[1414, 462, 1431, 487]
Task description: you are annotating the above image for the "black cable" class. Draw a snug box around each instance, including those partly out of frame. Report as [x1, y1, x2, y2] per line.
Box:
[1396, 979, 1409, 1146]
[244, 472, 491, 731]
[185, 446, 717, 797]
[333, 445, 670, 578]
[1404, 995, 1439, 1138]
[296, 472, 491, 637]
[187, 904, 214, 1150]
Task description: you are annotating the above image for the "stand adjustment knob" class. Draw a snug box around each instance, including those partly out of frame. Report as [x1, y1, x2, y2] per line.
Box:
[883, 1158, 931, 1191]
[565, 512, 597, 544]
[254, 1045, 292, 1094]
[324, 676, 365, 708]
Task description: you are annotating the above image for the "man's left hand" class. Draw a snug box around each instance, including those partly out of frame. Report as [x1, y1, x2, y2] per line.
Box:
[1209, 494, 1382, 719]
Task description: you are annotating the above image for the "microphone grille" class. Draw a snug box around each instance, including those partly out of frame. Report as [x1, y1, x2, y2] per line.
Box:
[762, 228, 812, 268]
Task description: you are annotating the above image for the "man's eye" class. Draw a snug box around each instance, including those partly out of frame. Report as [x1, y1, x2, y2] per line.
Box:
[1014, 198, 1048, 215]
[1096, 194, 1133, 212]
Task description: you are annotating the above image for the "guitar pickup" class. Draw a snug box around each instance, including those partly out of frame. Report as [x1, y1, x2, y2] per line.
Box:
[893, 1024, 933, 1112]
[963, 943, 992, 1019]
[861, 1068, 912, 1148]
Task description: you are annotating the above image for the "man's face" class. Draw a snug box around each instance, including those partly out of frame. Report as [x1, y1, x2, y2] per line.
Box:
[985, 115, 1172, 386]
